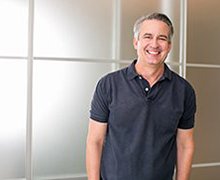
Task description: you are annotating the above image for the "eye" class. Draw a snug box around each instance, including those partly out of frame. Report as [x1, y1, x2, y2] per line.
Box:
[143, 35, 152, 39]
[158, 36, 168, 41]
[159, 38, 166, 41]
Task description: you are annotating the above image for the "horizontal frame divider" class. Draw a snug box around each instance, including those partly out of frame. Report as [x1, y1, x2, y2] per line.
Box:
[192, 162, 220, 168]
[1, 56, 220, 69]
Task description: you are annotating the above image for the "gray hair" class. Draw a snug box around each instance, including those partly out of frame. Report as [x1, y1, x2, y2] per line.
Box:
[133, 12, 174, 42]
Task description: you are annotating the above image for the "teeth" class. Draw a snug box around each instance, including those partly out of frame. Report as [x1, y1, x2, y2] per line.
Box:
[147, 50, 160, 55]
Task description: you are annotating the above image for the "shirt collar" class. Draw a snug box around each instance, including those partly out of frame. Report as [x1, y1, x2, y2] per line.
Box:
[162, 63, 172, 81]
[127, 60, 139, 80]
[127, 60, 173, 81]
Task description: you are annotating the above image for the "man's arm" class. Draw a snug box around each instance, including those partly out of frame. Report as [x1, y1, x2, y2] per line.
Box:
[86, 119, 107, 180]
[176, 128, 195, 180]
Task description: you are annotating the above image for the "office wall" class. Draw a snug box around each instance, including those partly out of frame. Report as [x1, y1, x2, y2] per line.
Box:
[0, 0, 28, 179]
[187, 0, 220, 179]
[0, 0, 219, 179]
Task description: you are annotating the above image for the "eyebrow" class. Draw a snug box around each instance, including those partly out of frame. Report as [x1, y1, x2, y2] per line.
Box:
[142, 33, 152, 37]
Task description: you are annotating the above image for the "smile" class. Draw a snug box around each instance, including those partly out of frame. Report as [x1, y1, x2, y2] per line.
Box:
[146, 50, 161, 55]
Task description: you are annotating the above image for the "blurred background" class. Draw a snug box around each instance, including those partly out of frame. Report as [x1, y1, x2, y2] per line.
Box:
[0, 0, 219, 179]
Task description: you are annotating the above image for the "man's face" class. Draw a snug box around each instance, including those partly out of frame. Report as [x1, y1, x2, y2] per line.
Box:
[133, 20, 172, 67]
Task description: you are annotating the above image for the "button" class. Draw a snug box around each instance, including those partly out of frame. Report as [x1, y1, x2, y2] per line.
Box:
[145, 87, 149, 91]
[138, 76, 142, 79]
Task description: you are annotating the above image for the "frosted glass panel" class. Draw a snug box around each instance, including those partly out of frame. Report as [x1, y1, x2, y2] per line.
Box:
[191, 167, 220, 180]
[188, 0, 220, 64]
[0, 0, 28, 56]
[33, 60, 113, 178]
[186, 67, 220, 163]
[167, 64, 179, 74]
[119, 61, 132, 69]
[34, 0, 113, 59]
[120, 0, 180, 63]
[0, 59, 27, 179]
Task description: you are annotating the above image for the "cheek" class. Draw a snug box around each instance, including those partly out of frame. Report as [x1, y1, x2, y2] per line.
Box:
[137, 41, 147, 50]
[162, 44, 171, 53]
[134, 43, 142, 52]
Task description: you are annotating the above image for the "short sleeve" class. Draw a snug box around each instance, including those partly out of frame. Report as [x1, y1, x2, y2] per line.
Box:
[90, 77, 110, 123]
[178, 86, 196, 129]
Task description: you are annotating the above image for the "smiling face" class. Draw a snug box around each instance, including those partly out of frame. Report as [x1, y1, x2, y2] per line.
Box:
[133, 19, 172, 68]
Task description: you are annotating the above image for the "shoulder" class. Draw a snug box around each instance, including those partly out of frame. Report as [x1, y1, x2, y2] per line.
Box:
[164, 66, 196, 104]
[98, 66, 128, 85]
[171, 70, 195, 93]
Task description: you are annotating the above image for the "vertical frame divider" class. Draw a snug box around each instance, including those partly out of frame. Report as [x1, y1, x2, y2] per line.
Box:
[26, 0, 34, 179]
[111, 0, 121, 71]
[179, 0, 187, 78]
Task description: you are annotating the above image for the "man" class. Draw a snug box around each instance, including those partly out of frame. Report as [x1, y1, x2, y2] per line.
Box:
[86, 13, 196, 180]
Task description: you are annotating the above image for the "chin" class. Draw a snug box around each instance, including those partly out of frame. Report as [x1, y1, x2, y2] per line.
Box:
[147, 61, 164, 66]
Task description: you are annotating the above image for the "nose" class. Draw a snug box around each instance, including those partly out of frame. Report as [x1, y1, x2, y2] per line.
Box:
[150, 38, 159, 48]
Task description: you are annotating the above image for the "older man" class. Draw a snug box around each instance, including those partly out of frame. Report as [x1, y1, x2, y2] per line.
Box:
[86, 13, 196, 180]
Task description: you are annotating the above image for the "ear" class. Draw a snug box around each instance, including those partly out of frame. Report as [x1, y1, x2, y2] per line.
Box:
[133, 37, 138, 50]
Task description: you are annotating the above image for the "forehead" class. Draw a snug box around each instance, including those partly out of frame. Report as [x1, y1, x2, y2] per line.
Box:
[139, 19, 170, 36]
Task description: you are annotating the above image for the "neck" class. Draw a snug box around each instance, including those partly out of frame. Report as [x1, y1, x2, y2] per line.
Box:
[135, 61, 165, 87]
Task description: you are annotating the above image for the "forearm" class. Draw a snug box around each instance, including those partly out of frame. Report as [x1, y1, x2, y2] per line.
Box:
[176, 139, 194, 180]
[86, 140, 104, 180]
[86, 119, 107, 180]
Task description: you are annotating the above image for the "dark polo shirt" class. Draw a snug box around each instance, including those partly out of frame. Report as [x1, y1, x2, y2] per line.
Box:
[90, 60, 196, 180]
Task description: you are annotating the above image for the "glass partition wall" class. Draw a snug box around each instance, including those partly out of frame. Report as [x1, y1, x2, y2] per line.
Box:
[187, 0, 220, 179]
[0, 0, 28, 179]
[1, 0, 219, 180]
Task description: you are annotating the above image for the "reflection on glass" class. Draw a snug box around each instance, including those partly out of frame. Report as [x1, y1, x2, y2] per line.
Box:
[33, 60, 113, 178]
[0, 59, 27, 179]
[0, 0, 28, 56]
[34, 0, 113, 59]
